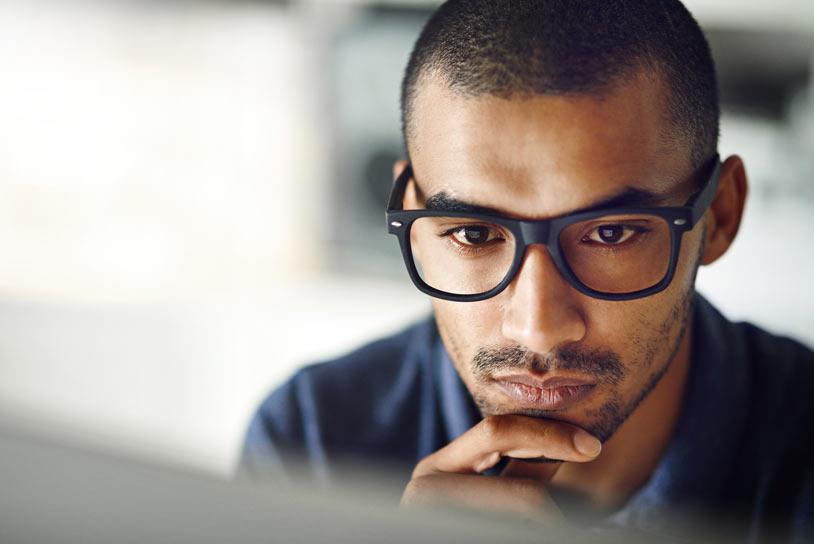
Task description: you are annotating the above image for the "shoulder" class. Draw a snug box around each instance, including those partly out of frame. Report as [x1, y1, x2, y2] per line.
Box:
[740, 323, 814, 538]
[649, 297, 814, 537]
[735, 320, 814, 428]
[240, 317, 439, 478]
[696, 296, 814, 413]
[295, 316, 437, 396]
[708, 304, 814, 535]
[729, 317, 814, 468]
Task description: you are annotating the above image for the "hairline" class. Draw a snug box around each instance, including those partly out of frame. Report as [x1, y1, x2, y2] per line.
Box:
[403, 61, 694, 172]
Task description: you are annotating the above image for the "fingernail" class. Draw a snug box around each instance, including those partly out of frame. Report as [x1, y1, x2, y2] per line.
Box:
[573, 430, 602, 457]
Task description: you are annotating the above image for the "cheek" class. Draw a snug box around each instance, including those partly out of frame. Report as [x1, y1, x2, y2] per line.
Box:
[579, 292, 685, 374]
[580, 301, 650, 360]
[587, 227, 704, 346]
[431, 299, 506, 361]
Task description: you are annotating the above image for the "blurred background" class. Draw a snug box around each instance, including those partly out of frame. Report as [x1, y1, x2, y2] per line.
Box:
[0, 0, 812, 478]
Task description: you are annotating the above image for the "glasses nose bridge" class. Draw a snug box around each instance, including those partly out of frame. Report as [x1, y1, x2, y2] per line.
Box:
[518, 219, 553, 252]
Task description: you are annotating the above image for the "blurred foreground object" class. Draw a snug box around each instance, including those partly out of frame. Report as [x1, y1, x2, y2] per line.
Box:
[0, 425, 695, 544]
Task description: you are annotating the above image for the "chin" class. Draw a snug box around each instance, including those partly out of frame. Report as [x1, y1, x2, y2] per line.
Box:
[475, 388, 629, 444]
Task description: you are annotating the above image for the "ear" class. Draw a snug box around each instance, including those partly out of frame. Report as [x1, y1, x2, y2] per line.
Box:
[393, 159, 409, 182]
[701, 155, 748, 265]
[392, 159, 422, 209]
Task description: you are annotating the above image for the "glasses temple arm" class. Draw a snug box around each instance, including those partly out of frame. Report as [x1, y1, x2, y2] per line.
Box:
[688, 155, 722, 225]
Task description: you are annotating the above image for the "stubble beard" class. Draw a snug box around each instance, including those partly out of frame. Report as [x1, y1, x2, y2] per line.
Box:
[466, 288, 695, 443]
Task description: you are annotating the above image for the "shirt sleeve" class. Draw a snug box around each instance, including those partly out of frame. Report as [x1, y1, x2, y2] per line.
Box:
[236, 317, 439, 488]
[238, 368, 329, 485]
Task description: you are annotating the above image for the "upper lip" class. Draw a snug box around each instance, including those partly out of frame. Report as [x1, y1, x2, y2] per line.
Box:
[493, 373, 596, 389]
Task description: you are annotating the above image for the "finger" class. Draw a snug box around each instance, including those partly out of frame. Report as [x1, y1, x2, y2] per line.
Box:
[413, 415, 601, 478]
[401, 473, 566, 526]
[500, 458, 563, 482]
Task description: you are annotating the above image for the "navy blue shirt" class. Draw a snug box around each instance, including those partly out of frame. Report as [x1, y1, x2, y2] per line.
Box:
[242, 295, 814, 541]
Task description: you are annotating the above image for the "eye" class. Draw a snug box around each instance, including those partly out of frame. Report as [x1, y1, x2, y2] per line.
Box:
[450, 225, 501, 246]
[585, 225, 637, 245]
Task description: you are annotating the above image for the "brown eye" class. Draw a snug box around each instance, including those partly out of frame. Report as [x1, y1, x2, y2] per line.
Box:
[586, 225, 636, 245]
[599, 226, 623, 243]
[457, 226, 489, 244]
[448, 225, 503, 247]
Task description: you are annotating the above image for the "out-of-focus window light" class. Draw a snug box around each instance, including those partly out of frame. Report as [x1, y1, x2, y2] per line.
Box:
[0, 0, 320, 303]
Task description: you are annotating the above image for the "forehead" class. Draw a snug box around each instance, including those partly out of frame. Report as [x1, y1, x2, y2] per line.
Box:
[408, 74, 692, 218]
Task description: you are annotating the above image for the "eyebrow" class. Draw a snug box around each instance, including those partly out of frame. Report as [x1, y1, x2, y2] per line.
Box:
[424, 193, 501, 215]
[423, 187, 670, 217]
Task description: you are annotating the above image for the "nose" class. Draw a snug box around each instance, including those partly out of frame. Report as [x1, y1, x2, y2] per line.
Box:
[501, 245, 587, 354]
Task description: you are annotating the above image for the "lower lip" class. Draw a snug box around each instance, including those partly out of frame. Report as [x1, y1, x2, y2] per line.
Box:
[496, 382, 596, 410]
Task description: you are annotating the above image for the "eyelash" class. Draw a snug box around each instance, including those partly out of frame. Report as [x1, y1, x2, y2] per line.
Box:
[437, 226, 505, 254]
[580, 225, 652, 251]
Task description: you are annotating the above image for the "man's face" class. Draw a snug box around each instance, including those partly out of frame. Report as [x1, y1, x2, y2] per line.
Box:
[405, 73, 707, 442]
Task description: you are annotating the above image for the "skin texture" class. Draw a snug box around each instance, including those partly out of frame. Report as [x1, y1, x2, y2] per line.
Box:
[397, 71, 748, 520]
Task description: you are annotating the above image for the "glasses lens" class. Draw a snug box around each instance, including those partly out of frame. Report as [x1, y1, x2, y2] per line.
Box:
[409, 216, 515, 296]
[559, 214, 671, 294]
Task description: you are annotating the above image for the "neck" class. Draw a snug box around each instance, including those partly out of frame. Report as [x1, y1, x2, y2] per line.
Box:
[548, 316, 694, 513]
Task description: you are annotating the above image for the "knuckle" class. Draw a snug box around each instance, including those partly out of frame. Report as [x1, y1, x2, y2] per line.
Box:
[412, 452, 444, 478]
[401, 481, 420, 506]
[412, 458, 430, 478]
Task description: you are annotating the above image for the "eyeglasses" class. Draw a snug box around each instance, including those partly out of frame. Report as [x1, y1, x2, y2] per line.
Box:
[386, 156, 720, 302]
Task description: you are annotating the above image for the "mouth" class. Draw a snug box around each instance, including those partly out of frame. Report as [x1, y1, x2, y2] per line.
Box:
[493, 374, 597, 411]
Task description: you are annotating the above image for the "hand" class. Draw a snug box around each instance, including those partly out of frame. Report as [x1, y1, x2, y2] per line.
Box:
[400, 415, 602, 525]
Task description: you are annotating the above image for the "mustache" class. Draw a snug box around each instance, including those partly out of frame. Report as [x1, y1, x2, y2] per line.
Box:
[472, 344, 627, 386]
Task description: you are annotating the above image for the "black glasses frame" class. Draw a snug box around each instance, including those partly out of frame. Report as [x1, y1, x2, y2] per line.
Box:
[386, 156, 721, 302]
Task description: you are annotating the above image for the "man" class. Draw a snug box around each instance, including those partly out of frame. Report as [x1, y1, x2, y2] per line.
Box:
[242, 0, 814, 540]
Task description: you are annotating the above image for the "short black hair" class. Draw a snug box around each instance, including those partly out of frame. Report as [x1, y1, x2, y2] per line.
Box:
[401, 0, 719, 169]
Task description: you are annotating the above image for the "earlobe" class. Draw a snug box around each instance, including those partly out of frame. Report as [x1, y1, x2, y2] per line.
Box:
[701, 155, 748, 265]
